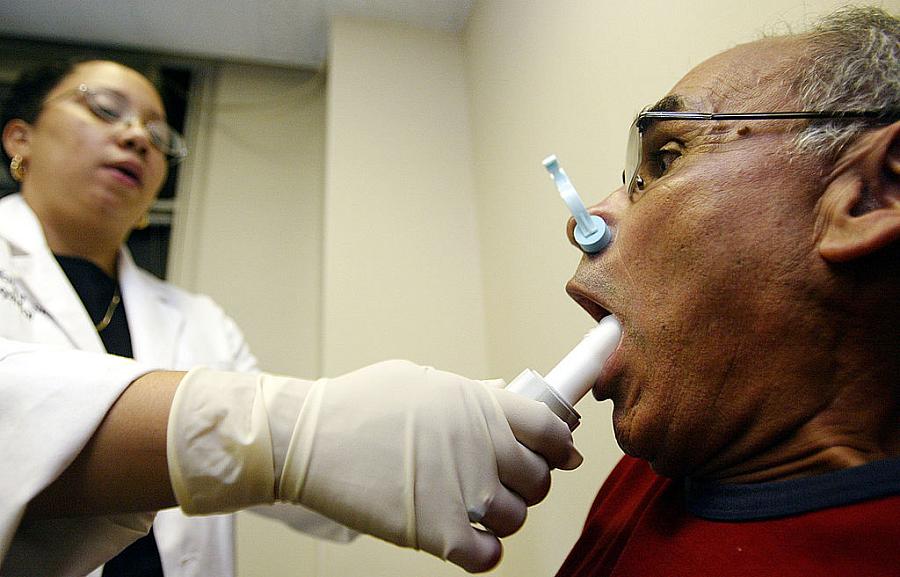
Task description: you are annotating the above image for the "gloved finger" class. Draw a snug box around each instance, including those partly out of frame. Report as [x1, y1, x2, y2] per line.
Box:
[474, 484, 528, 537]
[495, 441, 551, 506]
[492, 388, 583, 470]
[480, 378, 507, 389]
[446, 527, 502, 573]
[559, 446, 584, 471]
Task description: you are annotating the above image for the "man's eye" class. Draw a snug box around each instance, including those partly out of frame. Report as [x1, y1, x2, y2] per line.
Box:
[648, 143, 682, 177]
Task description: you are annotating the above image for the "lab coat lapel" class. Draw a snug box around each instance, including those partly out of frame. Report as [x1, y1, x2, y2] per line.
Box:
[1, 195, 106, 353]
[118, 250, 183, 366]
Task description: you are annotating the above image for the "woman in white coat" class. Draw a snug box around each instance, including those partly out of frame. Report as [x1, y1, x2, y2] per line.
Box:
[0, 59, 580, 576]
[0, 58, 354, 577]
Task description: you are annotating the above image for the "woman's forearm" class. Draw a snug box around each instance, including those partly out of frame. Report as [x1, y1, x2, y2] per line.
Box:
[26, 371, 184, 519]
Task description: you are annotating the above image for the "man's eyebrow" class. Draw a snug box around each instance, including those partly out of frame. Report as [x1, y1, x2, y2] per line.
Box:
[647, 95, 686, 113]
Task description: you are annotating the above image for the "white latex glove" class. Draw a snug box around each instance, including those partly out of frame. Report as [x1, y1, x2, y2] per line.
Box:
[167, 360, 581, 572]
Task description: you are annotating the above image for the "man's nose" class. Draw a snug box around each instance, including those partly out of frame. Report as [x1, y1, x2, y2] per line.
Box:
[565, 186, 624, 251]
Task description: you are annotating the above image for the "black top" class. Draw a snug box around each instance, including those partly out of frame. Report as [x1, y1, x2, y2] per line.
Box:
[686, 457, 900, 521]
[54, 255, 132, 358]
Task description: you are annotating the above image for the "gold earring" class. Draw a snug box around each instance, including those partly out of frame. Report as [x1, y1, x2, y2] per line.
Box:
[10, 155, 25, 182]
[135, 212, 151, 230]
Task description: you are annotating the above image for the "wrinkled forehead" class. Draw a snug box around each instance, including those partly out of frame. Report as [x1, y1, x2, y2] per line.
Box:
[664, 38, 804, 113]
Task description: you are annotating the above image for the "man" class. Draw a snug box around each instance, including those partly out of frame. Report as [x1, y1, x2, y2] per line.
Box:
[557, 7, 898, 576]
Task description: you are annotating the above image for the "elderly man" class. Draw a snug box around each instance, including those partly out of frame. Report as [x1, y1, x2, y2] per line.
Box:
[556, 7, 898, 577]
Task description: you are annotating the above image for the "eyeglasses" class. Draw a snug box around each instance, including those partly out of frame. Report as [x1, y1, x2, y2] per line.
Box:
[623, 108, 900, 198]
[48, 84, 188, 164]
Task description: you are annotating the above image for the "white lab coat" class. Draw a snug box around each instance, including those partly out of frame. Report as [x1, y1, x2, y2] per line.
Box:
[0, 194, 352, 576]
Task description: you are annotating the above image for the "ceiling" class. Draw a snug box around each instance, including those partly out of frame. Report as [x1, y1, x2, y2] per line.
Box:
[0, 0, 475, 68]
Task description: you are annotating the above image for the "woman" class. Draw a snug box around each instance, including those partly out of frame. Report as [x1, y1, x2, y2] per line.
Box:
[0, 59, 579, 576]
[0, 58, 351, 576]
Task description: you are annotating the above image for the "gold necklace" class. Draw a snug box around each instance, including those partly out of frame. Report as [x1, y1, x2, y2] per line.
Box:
[95, 286, 121, 332]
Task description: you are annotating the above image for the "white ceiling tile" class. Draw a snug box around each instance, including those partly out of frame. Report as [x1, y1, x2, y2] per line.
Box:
[0, 0, 474, 67]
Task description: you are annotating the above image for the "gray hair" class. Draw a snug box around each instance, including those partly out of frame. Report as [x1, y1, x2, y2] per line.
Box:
[790, 6, 899, 159]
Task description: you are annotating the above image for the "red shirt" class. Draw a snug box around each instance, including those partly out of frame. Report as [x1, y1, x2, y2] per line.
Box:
[555, 456, 900, 577]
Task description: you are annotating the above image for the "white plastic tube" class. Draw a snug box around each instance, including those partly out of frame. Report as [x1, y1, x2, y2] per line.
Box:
[507, 315, 622, 430]
[545, 315, 622, 405]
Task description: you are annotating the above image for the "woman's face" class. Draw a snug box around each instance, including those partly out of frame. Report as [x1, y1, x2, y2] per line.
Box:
[15, 60, 169, 240]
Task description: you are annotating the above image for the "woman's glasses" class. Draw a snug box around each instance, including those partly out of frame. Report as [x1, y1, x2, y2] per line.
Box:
[49, 83, 188, 164]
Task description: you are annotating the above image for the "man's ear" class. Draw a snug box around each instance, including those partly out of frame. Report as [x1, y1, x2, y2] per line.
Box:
[818, 121, 900, 263]
[2, 119, 32, 160]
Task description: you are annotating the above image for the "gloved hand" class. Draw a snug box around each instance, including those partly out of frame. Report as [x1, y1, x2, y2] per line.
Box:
[167, 360, 581, 573]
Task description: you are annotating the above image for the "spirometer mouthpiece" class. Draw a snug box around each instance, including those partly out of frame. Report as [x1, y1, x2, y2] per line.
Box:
[507, 315, 622, 430]
[542, 154, 611, 253]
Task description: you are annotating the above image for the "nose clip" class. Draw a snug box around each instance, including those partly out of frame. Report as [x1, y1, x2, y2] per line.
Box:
[573, 214, 611, 254]
[543, 155, 612, 254]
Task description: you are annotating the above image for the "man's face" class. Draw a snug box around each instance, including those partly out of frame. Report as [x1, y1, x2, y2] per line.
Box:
[567, 39, 835, 478]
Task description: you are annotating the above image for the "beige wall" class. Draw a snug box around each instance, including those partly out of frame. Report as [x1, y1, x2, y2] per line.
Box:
[171, 63, 326, 377]
[167, 62, 330, 575]
[315, 16, 491, 577]
[169, 1, 876, 576]
[320, 17, 488, 378]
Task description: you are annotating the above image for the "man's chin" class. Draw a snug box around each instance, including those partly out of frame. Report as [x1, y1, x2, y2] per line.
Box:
[613, 417, 695, 479]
